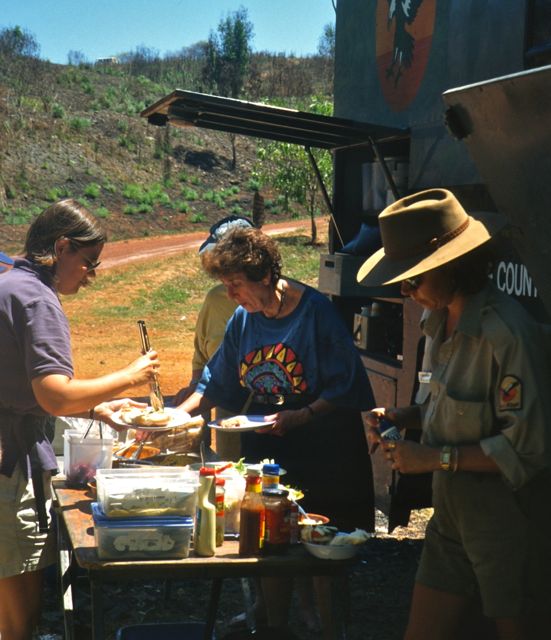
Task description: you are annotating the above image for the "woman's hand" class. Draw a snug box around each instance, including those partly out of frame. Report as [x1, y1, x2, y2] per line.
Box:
[256, 409, 308, 437]
[382, 440, 439, 474]
[93, 398, 147, 432]
[363, 407, 394, 454]
[123, 351, 160, 387]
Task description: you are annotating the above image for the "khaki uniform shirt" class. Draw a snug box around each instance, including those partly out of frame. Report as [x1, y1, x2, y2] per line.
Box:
[191, 284, 237, 372]
[419, 281, 551, 489]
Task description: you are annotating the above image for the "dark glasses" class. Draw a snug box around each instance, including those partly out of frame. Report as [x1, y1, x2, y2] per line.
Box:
[403, 275, 423, 289]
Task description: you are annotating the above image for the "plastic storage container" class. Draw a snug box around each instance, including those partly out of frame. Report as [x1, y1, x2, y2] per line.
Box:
[92, 502, 193, 560]
[63, 430, 114, 487]
[96, 467, 199, 518]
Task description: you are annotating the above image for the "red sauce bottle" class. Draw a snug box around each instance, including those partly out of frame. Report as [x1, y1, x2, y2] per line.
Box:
[238, 469, 265, 557]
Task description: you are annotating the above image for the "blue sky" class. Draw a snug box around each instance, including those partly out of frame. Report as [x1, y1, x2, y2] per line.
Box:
[2, 1, 336, 65]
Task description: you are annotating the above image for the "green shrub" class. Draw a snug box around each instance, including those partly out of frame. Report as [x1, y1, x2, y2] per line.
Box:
[178, 171, 189, 183]
[45, 186, 70, 202]
[84, 183, 101, 199]
[123, 204, 138, 215]
[247, 178, 261, 191]
[175, 201, 190, 213]
[230, 205, 244, 215]
[181, 187, 198, 201]
[190, 212, 206, 223]
[52, 103, 65, 119]
[95, 206, 110, 218]
[69, 117, 91, 132]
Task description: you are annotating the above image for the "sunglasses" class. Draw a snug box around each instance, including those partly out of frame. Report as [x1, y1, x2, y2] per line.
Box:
[403, 275, 423, 290]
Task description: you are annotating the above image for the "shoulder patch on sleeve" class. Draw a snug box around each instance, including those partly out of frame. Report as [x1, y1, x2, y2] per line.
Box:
[498, 375, 522, 411]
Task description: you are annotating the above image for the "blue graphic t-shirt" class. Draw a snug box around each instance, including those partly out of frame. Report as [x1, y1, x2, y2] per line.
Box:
[198, 285, 370, 413]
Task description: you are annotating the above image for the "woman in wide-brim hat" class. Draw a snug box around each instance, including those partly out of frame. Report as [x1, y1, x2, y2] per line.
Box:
[360, 189, 551, 639]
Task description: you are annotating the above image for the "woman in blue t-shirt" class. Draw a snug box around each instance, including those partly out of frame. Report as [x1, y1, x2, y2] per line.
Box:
[177, 226, 374, 529]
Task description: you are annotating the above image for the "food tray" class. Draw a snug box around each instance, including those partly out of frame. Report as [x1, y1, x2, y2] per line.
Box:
[96, 467, 199, 518]
[92, 503, 193, 560]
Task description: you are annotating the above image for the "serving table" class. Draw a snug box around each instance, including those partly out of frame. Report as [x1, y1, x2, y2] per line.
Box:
[53, 479, 356, 640]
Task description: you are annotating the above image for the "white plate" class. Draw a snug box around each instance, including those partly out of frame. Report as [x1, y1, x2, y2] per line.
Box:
[208, 415, 276, 433]
[110, 407, 192, 431]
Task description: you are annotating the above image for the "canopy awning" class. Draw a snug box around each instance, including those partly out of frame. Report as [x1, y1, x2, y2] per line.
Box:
[141, 90, 408, 151]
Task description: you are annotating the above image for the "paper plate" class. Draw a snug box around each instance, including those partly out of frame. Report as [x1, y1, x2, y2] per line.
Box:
[110, 407, 192, 431]
[208, 415, 276, 433]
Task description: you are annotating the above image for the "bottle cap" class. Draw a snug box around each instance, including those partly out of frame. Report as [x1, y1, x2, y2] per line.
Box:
[262, 463, 280, 475]
[199, 467, 216, 476]
[215, 477, 225, 486]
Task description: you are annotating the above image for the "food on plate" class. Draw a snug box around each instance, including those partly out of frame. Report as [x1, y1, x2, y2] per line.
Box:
[298, 513, 330, 526]
[300, 524, 338, 544]
[119, 403, 171, 427]
[219, 415, 249, 428]
[329, 528, 371, 546]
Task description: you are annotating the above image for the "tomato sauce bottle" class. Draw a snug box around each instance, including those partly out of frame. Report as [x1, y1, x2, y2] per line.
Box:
[238, 469, 265, 557]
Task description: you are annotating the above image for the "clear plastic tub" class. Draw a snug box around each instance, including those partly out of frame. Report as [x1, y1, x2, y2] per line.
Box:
[92, 503, 193, 560]
[63, 430, 114, 487]
[96, 467, 199, 518]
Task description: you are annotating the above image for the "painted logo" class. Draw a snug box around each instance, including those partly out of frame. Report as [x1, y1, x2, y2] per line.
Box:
[376, 0, 437, 112]
[240, 343, 307, 395]
[498, 375, 522, 411]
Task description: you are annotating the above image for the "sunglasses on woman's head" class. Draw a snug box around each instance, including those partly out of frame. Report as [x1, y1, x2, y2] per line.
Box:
[403, 275, 423, 289]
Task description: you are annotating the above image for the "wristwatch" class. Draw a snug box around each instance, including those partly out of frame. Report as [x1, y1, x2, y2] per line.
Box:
[440, 445, 452, 471]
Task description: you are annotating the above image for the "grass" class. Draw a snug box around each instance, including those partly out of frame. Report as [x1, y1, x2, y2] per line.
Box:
[64, 231, 322, 333]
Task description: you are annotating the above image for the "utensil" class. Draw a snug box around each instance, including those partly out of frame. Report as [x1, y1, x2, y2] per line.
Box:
[240, 389, 254, 415]
[129, 440, 146, 460]
[137, 320, 164, 412]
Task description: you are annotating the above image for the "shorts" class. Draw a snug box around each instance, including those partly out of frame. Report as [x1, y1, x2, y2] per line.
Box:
[0, 466, 56, 579]
[416, 471, 529, 618]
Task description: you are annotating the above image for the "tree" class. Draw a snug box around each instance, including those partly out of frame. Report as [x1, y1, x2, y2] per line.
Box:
[67, 50, 87, 66]
[203, 6, 254, 99]
[253, 97, 334, 244]
[201, 7, 254, 169]
[318, 23, 335, 59]
[0, 26, 40, 59]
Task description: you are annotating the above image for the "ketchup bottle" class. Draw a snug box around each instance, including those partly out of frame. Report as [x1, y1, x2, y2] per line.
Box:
[238, 469, 265, 557]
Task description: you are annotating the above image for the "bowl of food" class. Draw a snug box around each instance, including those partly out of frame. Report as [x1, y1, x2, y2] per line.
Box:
[115, 444, 161, 461]
[298, 513, 330, 527]
[303, 536, 360, 561]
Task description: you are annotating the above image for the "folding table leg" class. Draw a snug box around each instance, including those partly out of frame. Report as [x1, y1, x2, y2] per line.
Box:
[90, 575, 105, 640]
[204, 577, 223, 640]
[56, 509, 75, 640]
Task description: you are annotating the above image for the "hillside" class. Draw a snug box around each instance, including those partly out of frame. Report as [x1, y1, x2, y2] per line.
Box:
[0, 58, 329, 253]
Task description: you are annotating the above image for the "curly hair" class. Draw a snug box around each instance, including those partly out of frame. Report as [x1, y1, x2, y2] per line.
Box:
[201, 227, 282, 285]
[24, 199, 107, 268]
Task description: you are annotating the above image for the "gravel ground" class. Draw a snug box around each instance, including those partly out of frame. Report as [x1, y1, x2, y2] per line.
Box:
[38, 509, 431, 640]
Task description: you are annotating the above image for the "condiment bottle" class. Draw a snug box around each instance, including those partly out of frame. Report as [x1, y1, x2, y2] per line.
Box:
[262, 463, 280, 491]
[262, 488, 289, 554]
[238, 469, 265, 557]
[194, 468, 216, 557]
[215, 477, 226, 547]
[285, 494, 300, 545]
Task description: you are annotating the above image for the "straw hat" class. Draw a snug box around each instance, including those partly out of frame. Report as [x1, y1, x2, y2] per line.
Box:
[356, 189, 507, 287]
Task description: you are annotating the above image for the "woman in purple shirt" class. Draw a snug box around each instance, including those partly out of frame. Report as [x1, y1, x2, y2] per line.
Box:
[0, 200, 159, 640]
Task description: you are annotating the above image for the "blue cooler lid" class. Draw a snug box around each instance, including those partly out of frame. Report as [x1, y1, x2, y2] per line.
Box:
[91, 502, 193, 528]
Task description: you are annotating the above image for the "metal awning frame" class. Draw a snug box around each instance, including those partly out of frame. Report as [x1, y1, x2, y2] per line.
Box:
[142, 90, 410, 243]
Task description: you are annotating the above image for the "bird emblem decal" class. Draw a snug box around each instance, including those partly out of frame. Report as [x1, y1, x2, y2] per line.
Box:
[386, 0, 425, 86]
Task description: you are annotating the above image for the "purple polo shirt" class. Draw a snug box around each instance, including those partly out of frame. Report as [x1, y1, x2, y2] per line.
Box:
[0, 259, 74, 475]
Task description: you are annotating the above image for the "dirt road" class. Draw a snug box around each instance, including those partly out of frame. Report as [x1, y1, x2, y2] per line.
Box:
[100, 219, 316, 269]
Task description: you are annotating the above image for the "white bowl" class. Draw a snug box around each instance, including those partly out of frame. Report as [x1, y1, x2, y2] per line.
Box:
[303, 537, 360, 561]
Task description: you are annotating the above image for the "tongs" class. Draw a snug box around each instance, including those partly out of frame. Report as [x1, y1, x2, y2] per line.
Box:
[137, 319, 164, 412]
